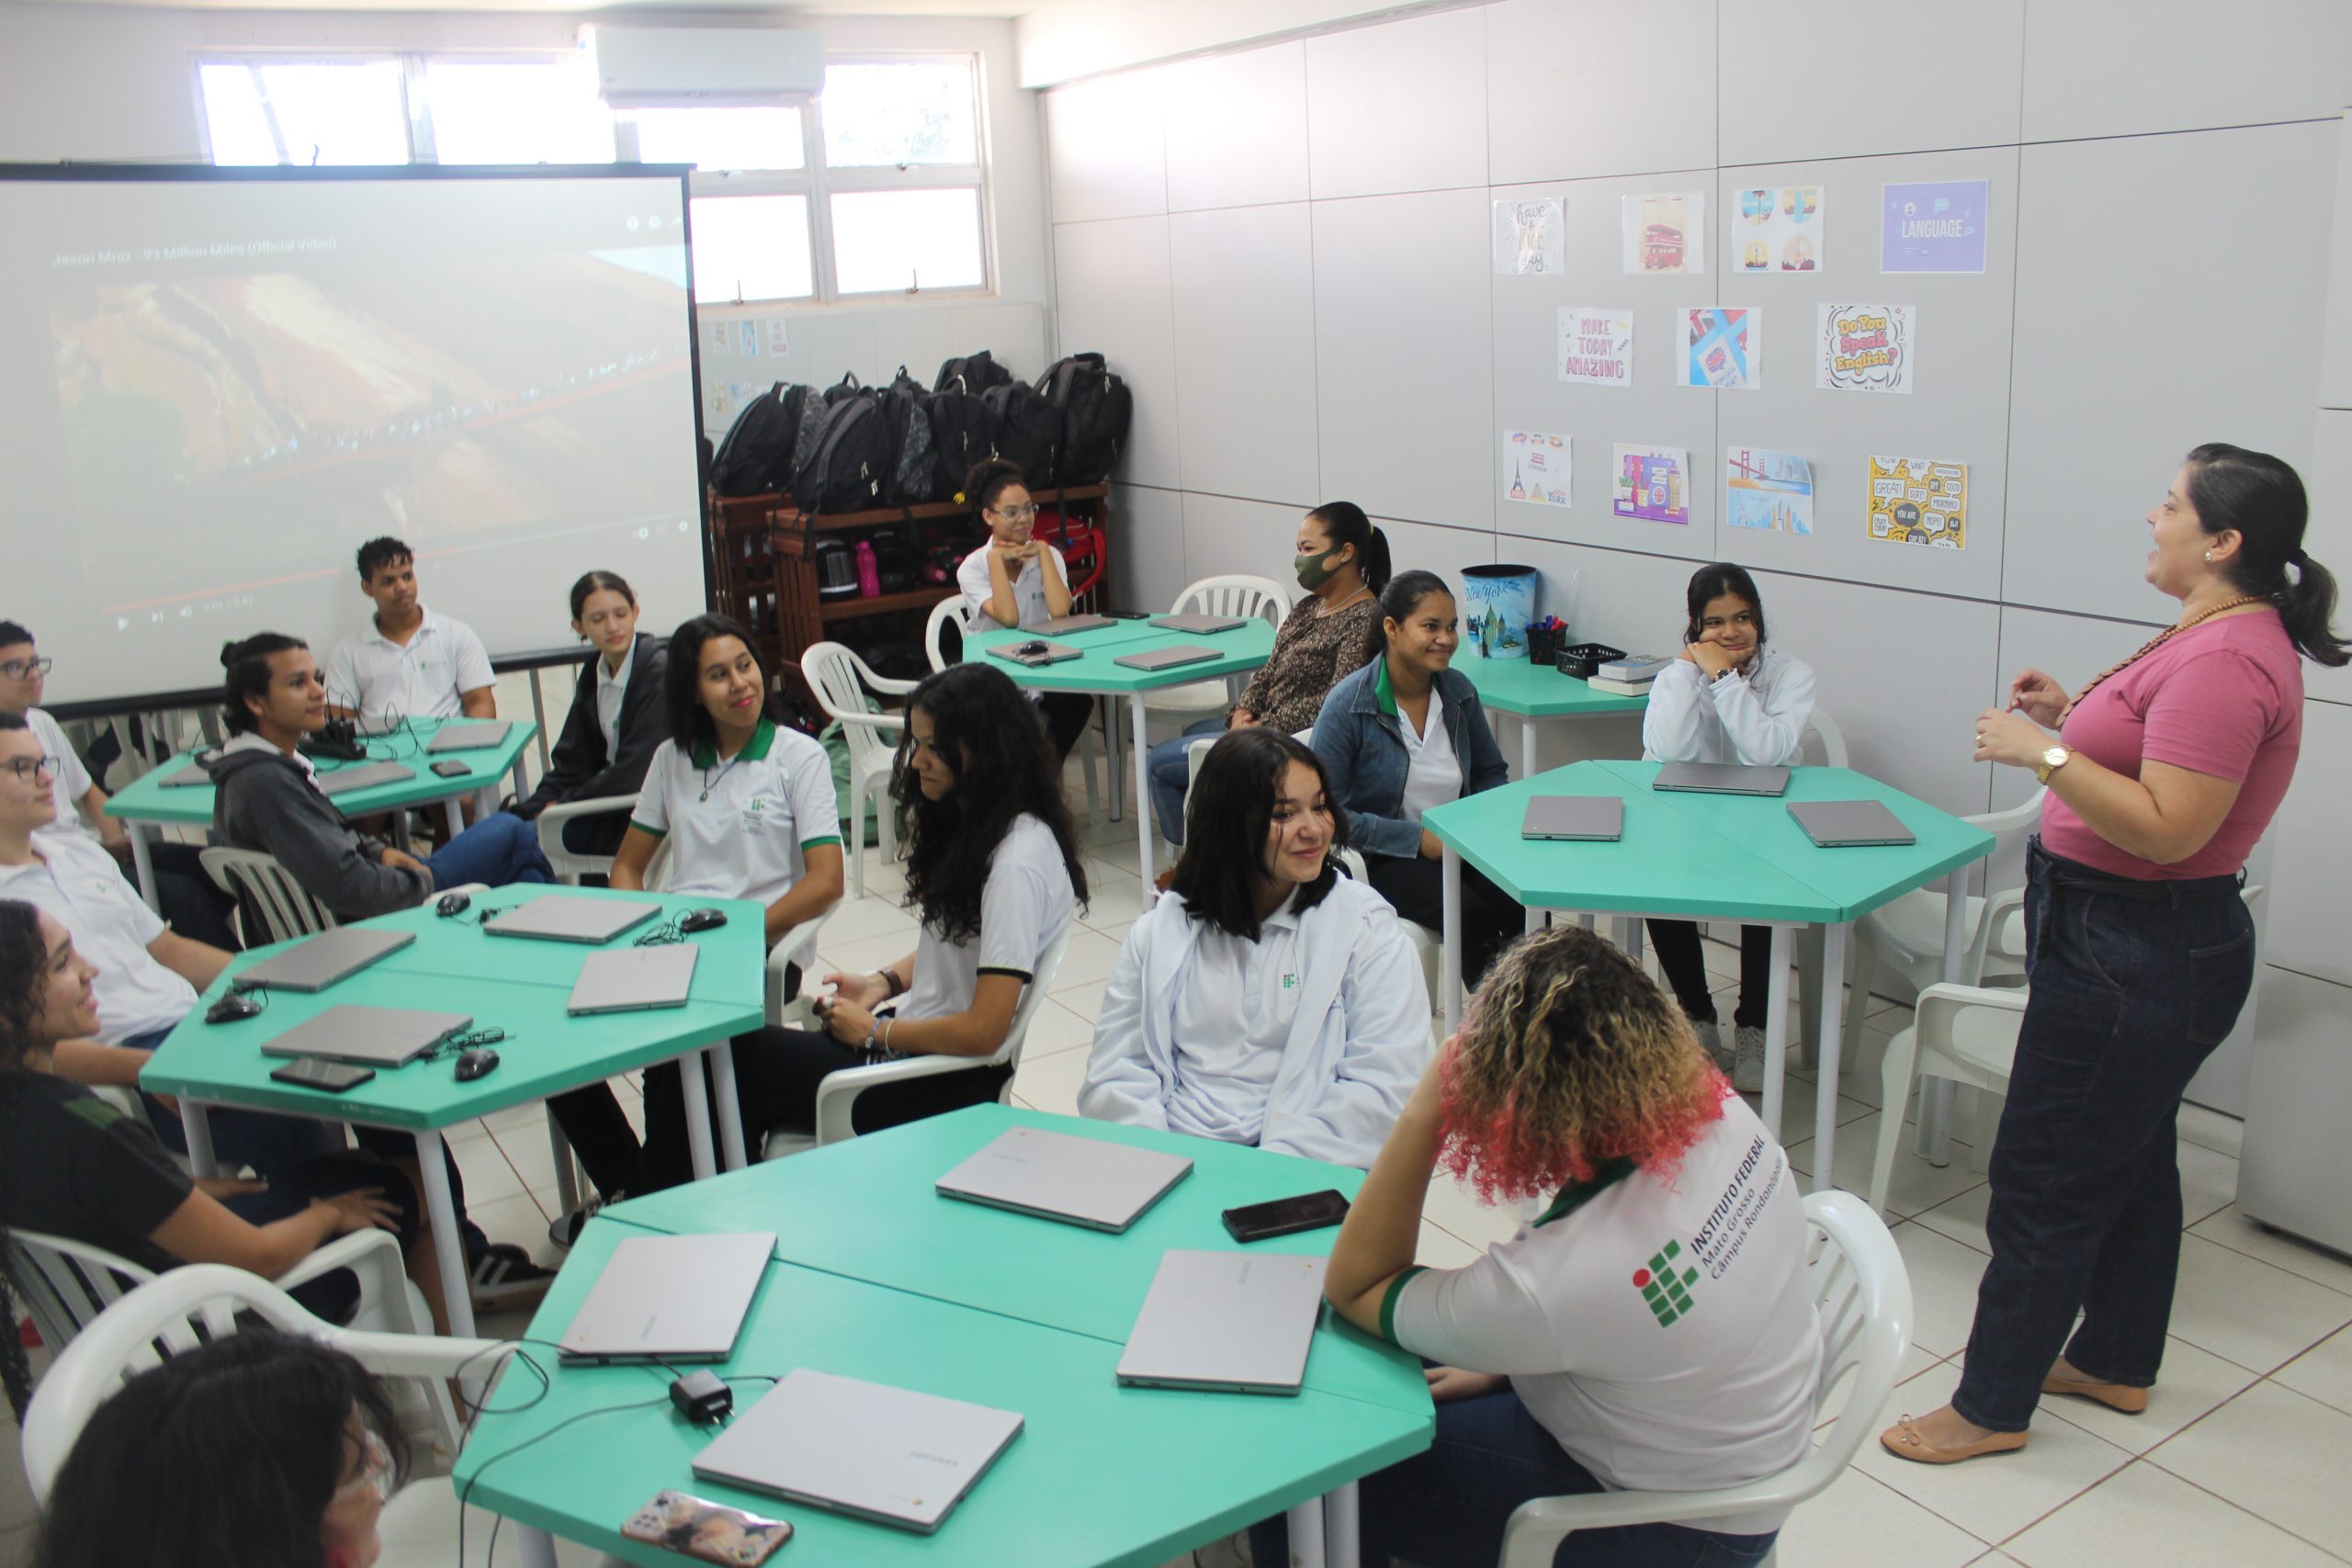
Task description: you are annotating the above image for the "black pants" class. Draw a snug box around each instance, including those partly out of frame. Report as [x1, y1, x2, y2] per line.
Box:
[1645, 919, 1773, 1030]
[1040, 692, 1093, 761]
[1363, 852, 1522, 989]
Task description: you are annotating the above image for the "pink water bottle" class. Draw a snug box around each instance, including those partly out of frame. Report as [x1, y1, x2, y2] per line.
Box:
[854, 538, 880, 598]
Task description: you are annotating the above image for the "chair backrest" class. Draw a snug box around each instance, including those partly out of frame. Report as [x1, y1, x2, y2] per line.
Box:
[198, 846, 335, 943]
[989, 919, 1076, 1068]
[1174, 574, 1288, 629]
[3, 1228, 155, 1363]
[1964, 785, 2045, 840]
[1791, 1189, 1914, 1484]
[1800, 707, 1849, 769]
[534, 793, 640, 886]
[800, 640, 905, 773]
[924, 595, 967, 672]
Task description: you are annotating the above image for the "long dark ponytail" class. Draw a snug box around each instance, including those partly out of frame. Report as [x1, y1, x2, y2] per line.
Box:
[1305, 502, 1393, 595]
[0, 900, 45, 1418]
[1363, 569, 1453, 664]
[2185, 443, 2347, 667]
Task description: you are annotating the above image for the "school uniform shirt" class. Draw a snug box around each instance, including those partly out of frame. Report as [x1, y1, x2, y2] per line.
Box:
[628, 718, 841, 908]
[956, 542, 1071, 634]
[595, 642, 634, 760]
[1397, 685, 1462, 827]
[26, 705, 98, 848]
[1378, 1097, 1821, 1536]
[322, 605, 494, 728]
[0, 1074, 193, 1275]
[896, 814, 1074, 1025]
[0, 836, 196, 1044]
[1642, 645, 1816, 769]
[1162, 890, 1304, 1148]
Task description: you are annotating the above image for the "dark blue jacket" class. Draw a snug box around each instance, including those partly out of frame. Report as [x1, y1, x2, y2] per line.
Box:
[1310, 657, 1509, 860]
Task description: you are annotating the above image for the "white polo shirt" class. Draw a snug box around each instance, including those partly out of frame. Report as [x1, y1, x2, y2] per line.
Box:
[956, 542, 1071, 634]
[1396, 686, 1460, 827]
[26, 706, 98, 848]
[898, 813, 1074, 1024]
[1381, 1098, 1821, 1537]
[323, 605, 493, 728]
[1164, 891, 1303, 1147]
[0, 835, 196, 1043]
[594, 643, 635, 761]
[629, 719, 840, 908]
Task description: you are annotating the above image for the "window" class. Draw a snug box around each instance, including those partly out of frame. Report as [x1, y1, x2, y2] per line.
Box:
[820, 61, 977, 167]
[198, 61, 412, 166]
[423, 59, 615, 165]
[689, 195, 814, 304]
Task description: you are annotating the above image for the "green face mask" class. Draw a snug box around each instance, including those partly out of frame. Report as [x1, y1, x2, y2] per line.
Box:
[1295, 546, 1347, 591]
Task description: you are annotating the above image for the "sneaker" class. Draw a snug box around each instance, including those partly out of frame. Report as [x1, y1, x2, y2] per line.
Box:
[1733, 1025, 1769, 1095]
[548, 1196, 614, 1250]
[467, 1243, 556, 1309]
[1689, 1017, 1724, 1064]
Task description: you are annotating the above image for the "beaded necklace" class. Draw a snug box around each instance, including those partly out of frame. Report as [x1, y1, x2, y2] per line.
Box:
[2059, 595, 2269, 724]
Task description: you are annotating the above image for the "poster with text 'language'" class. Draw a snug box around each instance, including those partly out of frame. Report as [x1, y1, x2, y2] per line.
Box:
[1559, 308, 1634, 387]
[1735, 186, 1825, 273]
[1504, 431, 1572, 507]
[1612, 445, 1689, 525]
[1815, 304, 1915, 393]
[1882, 180, 1988, 274]
[1725, 448, 1814, 535]
[1868, 456, 1967, 549]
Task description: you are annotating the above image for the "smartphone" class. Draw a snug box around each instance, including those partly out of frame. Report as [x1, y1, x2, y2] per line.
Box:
[1103, 609, 1150, 620]
[430, 759, 471, 778]
[621, 1490, 792, 1565]
[1222, 1189, 1350, 1244]
[268, 1057, 375, 1092]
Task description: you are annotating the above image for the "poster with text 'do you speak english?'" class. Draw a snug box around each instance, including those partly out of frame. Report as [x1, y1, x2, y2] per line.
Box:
[1623, 192, 1705, 275]
[1867, 456, 1967, 549]
[1815, 303, 1914, 393]
[1503, 430, 1572, 508]
[1559, 308, 1634, 387]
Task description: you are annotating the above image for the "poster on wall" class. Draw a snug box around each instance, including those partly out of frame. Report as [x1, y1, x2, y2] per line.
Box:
[1724, 448, 1815, 535]
[1867, 456, 1968, 548]
[1559, 308, 1634, 386]
[1503, 431, 1573, 507]
[1612, 445, 1690, 525]
[1623, 192, 1705, 275]
[1815, 303, 1915, 393]
[712, 380, 764, 424]
[1679, 308, 1761, 389]
[1734, 186, 1825, 273]
[707, 321, 734, 356]
[1882, 180, 1988, 273]
[738, 321, 762, 357]
[765, 318, 791, 355]
[1494, 198, 1566, 275]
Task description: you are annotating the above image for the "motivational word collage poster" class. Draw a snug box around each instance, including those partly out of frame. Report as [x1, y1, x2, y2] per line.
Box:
[1559, 308, 1634, 387]
[1868, 457, 1968, 548]
[1816, 304, 1915, 393]
[1735, 186, 1825, 272]
[1613, 445, 1690, 525]
[1503, 430, 1572, 507]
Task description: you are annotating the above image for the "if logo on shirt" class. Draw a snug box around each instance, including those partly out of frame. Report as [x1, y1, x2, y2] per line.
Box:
[1633, 1239, 1700, 1326]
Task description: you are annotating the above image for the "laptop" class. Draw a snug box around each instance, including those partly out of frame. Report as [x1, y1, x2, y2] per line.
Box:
[1148, 612, 1247, 635]
[314, 761, 416, 797]
[1030, 613, 1114, 637]
[1788, 799, 1917, 848]
[692, 1369, 1023, 1534]
[1521, 795, 1624, 841]
[1114, 645, 1220, 673]
[985, 639, 1083, 668]
[238, 927, 415, 992]
[258, 1004, 472, 1067]
[483, 896, 662, 944]
[1652, 761, 1792, 796]
[558, 1232, 775, 1363]
[568, 944, 698, 1015]
[1116, 1249, 1329, 1395]
[424, 720, 513, 754]
[934, 1125, 1193, 1233]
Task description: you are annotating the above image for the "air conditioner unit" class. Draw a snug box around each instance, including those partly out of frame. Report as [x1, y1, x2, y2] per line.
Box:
[586, 26, 826, 111]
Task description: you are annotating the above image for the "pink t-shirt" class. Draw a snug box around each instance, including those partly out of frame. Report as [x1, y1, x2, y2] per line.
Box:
[2040, 611, 2303, 880]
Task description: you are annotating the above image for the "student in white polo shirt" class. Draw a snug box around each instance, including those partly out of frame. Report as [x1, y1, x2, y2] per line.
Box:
[1082, 727, 1429, 1168]
[322, 536, 496, 728]
[1261, 923, 1820, 1568]
[954, 458, 1092, 760]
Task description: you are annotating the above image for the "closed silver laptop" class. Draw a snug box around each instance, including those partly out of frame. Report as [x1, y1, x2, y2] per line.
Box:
[1652, 761, 1791, 796]
[934, 1125, 1193, 1233]
[483, 896, 662, 944]
[238, 927, 415, 992]
[568, 944, 698, 1015]
[1030, 613, 1114, 637]
[315, 761, 416, 797]
[558, 1231, 775, 1362]
[1148, 612, 1247, 635]
[1521, 795, 1624, 841]
[1116, 1249, 1329, 1395]
[1114, 644, 1220, 673]
[692, 1369, 1023, 1534]
[984, 639, 1082, 668]
[424, 720, 512, 754]
[1787, 799, 1916, 848]
[258, 1003, 472, 1066]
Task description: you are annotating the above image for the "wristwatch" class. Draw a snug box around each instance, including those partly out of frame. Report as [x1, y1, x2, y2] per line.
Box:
[2036, 744, 2073, 785]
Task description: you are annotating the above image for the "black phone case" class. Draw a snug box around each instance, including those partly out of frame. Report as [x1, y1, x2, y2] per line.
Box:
[1223, 1192, 1349, 1243]
[269, 1060, 375, 1091]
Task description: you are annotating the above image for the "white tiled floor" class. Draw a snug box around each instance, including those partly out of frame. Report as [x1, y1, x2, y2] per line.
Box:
[6, 774, 2351, 1566]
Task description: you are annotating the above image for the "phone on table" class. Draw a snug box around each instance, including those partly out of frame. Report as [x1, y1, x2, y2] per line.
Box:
[430, 759, 471, 779]
[1222, 1189, 1351, 1243]
[621, 1490, 793, 1565]
[1103, 609, 1150, 620]
[268, 1057, 376, 1092]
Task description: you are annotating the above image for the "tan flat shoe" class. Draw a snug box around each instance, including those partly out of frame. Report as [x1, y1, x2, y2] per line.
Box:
[2041, 1371, 2150, 1414]
[1880, 1413, 2030, 1465]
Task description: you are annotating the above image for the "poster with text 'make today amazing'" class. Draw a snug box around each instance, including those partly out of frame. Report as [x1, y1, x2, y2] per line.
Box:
[1559, 308, 1634, 387]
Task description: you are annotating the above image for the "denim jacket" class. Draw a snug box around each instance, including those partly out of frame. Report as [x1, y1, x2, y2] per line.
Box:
[1310, 657, 1510, 860]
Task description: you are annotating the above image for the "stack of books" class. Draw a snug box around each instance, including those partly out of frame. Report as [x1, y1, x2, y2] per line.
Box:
[1589, 652, 1674, 697]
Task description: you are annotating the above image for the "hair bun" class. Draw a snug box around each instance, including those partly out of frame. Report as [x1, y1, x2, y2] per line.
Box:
[218, 641, 239, 670]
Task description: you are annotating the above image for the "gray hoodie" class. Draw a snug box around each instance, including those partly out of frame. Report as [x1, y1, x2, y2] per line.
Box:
[204, 740, 430, 921]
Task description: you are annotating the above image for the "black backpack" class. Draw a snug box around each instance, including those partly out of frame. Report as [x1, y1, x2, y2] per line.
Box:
[1037, 353, 1132, 487]
[934, 351, 1012, 395]
[791, 389, 894, 514]
[877, 367, 937, 506]
[982, 380, 1061, 490]
[926, 376, 998, 500]
[711, 382, 808, 497]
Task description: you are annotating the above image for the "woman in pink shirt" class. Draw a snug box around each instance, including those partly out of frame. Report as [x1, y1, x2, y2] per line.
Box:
[1885, 445, 2346, 1466]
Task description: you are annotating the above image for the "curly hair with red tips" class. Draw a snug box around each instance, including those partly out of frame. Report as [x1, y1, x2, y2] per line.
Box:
[1436, 923, 1732, 1206]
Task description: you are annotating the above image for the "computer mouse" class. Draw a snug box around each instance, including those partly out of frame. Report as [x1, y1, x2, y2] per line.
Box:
[454, 1047, 500, 1082]
[205, 993, 263, 1024]
[678, 908, 729, 934]
[435, 892, 471, 918]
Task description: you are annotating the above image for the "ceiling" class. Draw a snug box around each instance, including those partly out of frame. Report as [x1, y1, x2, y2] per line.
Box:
[28, 0, 1032, 13]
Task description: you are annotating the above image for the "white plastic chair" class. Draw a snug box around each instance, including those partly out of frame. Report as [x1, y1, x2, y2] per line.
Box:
[1498, 1190, 1912, 1567]
[531, 793, 639, 885]
[929, 594, 1103, 825]
[20, 1265, 531, 1568]
[199, 845, 335, 944]
[760, 922, 1074, 1158]
[1336, 845, 1442, 1027]
[1144, 575, 1289, 726]
[801, 640, 913, 899]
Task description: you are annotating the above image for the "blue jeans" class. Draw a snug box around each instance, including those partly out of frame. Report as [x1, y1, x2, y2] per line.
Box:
[131, 1027, 344, 1178]
[1250, 1385, 1776, 1568]
[1148, 716, 1227, 845]
[424, 810, 555, 893]
[1952, 840, 2256, 1432]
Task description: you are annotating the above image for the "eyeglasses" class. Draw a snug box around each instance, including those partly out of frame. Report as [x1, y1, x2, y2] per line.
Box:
[991, 502, 1038, 522]
[337, 1427, 397, 1505]
[2, 756, 58, 783]
[0, 657, 51, 681]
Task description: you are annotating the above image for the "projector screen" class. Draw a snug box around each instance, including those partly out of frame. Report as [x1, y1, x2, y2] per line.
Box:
[0, 166, 707, 712]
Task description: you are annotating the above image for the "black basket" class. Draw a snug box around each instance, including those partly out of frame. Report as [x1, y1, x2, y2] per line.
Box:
[1555, 642, 1625, 680]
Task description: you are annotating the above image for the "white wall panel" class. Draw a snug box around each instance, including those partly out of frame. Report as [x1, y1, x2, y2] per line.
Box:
[1179, 491, 1315, 589]
[1313, 188, 1494, 528]
[1162, 41, 1312, 212]
[2301, 409, 2352, 708]
[2323, 115, 2352, 413]
[1045, 69, 1167, 224]
[1167, 204, 1321, 505]
[1484, 0, 1715, 185]
[1108, 483, 1191, 614]
[1304, 6, 1487, 198]
[1719, 0, 2024, 165]
[945, 303, 1049, 384]
[1053, 219, 1181, 488]
[2021, 0, 2352, 142]
[869, 312, 959, 389]
[2254, 695, 2352, 985]
[2007, 123, 2337, 620]
[1378, 516, 1498, 584]
[1987, 604, 2163, 813]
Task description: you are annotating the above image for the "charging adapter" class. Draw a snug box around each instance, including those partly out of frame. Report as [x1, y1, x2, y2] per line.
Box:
[670, 1371, 733, 1425]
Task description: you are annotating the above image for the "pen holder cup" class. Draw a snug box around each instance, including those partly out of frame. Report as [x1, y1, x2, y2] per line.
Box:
[1526, 625, 1566, 666]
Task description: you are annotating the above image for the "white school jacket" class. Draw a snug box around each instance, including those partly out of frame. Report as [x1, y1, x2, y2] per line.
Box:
[1641, 645, 1817, 768]
[1080, 875, 1432, 1169]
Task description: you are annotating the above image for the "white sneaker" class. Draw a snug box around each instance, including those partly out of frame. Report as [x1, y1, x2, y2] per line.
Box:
[1690, 1018, 1724, 1064]
[1734, 1025, 1769, 1095]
